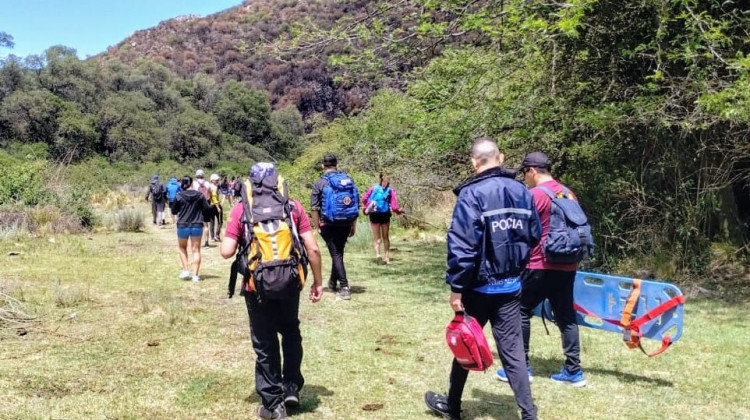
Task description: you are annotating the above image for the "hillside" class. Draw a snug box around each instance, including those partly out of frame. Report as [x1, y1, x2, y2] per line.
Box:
[103, 0, 436, 118]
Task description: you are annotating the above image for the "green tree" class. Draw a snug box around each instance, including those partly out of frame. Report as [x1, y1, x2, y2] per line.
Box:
[215, 80, 273, 147]
[98, 91, 163, 162]
[0, 31, 13, 50]
[39, 46, 100, 112]
[166, 106, 222, 163]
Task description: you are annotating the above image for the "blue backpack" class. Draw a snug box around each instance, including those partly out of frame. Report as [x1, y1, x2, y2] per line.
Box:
[538, 186, 594, 264]
[166, 180, 181, 202]
[369, 185, 391, 213]
[321, 172, 359, 222]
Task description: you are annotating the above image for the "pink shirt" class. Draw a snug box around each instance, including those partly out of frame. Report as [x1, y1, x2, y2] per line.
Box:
[224, 200, 312, 240]
[361, 185, 402, 214]
[526, 180, 579, 271]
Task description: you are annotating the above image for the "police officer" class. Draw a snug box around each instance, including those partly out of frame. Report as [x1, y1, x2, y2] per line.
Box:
[425, 137, 541, 420]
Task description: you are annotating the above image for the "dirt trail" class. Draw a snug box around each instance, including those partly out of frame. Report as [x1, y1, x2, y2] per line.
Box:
[145, 217, 234, 282]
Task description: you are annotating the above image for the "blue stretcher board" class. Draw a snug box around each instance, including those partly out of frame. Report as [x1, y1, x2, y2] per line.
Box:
[532, 271, 684, 344]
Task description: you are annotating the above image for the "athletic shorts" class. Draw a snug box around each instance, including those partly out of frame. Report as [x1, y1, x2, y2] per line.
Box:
[177, 224, 203, 239]
[369, 211, 392, 225]
[203, 206, 216, 223]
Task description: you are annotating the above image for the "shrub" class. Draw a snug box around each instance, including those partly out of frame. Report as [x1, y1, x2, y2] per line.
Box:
[115, 207, 145, 232]
[0, 158, 52, 206]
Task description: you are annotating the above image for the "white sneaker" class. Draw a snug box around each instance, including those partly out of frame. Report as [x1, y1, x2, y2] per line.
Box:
[192, 275, 202, 282]
[179, 270, 191, 280]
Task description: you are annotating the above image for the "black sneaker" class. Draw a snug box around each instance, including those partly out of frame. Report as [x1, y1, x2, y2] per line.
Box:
[327, 280, 338, 291]
[203, 242, 209, 248]
[283, 389, 300, 409]
[424, 391, 460, 420]
[257, 404, 287, 419]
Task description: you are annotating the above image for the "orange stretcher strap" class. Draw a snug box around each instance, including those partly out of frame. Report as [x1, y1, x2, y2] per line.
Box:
[574, 278, 685, 357]
[620, 278, 642, 349]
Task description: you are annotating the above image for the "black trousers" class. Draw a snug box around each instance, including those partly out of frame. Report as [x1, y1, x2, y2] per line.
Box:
[209, 204, 222, 238]
[245, 292, 304, 411]
[320, 224, 350, 288]
[448, 290, 537, 420]
[520, 269, 581, 373]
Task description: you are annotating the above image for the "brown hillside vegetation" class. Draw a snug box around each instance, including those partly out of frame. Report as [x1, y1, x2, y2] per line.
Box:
[102, 0, 446, 117]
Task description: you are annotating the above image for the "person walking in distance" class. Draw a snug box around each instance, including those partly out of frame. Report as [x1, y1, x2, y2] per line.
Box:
[220, 163, 323, 420]
[193, 169, 214, 248]
[496, 151, 588, 387]
[425, 137, 541, 420]
[361, 172, 403, 264]
[172, 175, 209, 282]
[165, 176, 182, 225]
[209, 173, 223, 242]
[310, 154, 360, 300]
[145, 174, 166, 225]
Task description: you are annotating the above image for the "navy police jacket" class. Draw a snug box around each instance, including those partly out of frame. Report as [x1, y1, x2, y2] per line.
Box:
[446, 167, 542, 294]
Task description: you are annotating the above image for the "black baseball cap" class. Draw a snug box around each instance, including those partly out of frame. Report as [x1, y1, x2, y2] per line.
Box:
[517, 152, 551, 173]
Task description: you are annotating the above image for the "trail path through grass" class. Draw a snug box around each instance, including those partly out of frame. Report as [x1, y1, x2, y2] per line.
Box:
[1, 209, 749, 419]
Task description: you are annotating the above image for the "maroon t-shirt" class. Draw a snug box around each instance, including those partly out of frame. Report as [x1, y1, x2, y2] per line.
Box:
[224, 199, 312, 240]
[527, 180, 579, 271]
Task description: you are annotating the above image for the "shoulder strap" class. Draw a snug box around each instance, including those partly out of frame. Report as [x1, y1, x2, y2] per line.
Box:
[537, 185, 575, 201]
[536, 185, 557, 200]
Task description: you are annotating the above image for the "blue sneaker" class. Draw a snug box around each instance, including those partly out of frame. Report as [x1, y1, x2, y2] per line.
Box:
[495, 366, 533, 383]
[550, 368, 586, 387]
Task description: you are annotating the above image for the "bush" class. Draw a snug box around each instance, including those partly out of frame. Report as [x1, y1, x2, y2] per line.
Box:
[0, 157, 52, 206]
[115, 207, 145, 232]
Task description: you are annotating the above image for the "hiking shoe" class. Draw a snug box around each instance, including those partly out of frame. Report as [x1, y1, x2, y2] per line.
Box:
[424, 391, 460, 420]
[496, 366, 533, 383]
[336, 287, 351, 300]
[257, 404, 288, 419]
[178, 270, 191, 280]
[191, 275, 202, 283]
[283, 390, 300, 409]
[550, 368, 586, 387]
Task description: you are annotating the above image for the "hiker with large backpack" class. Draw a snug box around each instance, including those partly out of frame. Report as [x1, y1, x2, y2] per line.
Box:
[361, 172, 403, 264]
[310, 154, 359, 300]
[496, 152, 594, 388]
[219, 163, 323, 420]
[172, 175, 209, 282]
[165, 176, 182, 225]
[145, 174, 166, 225]
[425, 138, 541, 420]
[193, 169, 215, 248]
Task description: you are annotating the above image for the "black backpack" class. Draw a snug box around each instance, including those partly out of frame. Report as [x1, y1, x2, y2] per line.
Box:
[151, 182, 165, 200]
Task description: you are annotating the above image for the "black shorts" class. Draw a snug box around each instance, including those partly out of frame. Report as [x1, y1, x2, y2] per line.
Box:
[369, 212, 392, 225]
[203, 206, 216, 223]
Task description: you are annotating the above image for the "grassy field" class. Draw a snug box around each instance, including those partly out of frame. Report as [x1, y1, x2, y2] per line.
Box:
[1, 204, 749, 420]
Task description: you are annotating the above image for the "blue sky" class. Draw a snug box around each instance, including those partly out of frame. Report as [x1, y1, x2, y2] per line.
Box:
[0, 0, 243, 58]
